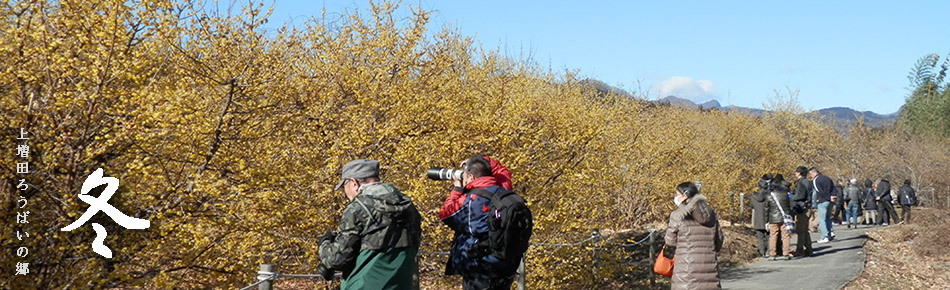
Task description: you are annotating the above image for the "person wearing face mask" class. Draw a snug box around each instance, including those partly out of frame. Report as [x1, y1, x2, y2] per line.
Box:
[664, 182, 724, 289]
[317, 159, 422, 289]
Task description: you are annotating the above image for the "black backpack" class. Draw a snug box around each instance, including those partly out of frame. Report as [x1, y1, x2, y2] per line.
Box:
[471, 186, 533, 260]
[901, 187, 918, 206]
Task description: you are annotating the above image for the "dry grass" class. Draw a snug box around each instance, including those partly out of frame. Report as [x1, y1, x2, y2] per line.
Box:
[844, 207, 950, 290]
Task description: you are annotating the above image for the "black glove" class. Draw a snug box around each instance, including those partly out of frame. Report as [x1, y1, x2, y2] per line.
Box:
[316, 264, 334, 281]
[662, 245, 676, 259]
[320, 231, 336, 245]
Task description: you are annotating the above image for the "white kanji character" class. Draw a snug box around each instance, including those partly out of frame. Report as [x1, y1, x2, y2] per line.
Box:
[17, 128, 29, 140]
[16, 144, 29, 158]
[16, 211, 29, 223]
[16, 162, 28, 174]
[61, 168, 150, 258]
[17, 231, 29, 240]
[15, 262, 29, 275]
[17, 179, 28, 191]
[16, 247, 28, 257]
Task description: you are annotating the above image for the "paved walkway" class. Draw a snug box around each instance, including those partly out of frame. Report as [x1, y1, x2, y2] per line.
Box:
[721, 224, 869, 290]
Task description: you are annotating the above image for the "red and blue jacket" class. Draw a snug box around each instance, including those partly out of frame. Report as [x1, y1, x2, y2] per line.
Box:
[438, 156, 519, 277]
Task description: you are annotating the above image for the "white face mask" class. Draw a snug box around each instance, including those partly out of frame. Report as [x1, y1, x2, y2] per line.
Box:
[673, 197, 683, 207]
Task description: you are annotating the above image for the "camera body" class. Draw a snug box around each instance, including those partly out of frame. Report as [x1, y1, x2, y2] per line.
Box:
[427, 167, 463, 181]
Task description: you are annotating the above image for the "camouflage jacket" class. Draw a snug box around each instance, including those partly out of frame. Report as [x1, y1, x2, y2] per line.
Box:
[318, 182, 422, 273]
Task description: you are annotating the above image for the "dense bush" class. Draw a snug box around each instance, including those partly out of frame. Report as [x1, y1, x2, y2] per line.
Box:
[2, 1, 948, 288]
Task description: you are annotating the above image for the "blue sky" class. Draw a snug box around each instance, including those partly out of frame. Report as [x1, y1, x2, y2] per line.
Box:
[257, 0, 950, 115]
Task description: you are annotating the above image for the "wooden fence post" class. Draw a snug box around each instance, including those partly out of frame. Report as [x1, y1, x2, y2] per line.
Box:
[516, 257, 526, 290]
[739, 192, 745, 226]
[258, 264, 273, 290]
[729, 192, 737, 226]
[591, 228, 600, 287]
[649, 227, 656, 289]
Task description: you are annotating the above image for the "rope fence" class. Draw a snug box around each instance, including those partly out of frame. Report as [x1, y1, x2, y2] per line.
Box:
[239, 228, 661, 290]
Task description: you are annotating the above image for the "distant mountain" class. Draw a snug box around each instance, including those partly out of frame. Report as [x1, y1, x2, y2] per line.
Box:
[658, 96, 698, 108]
[817, 107, 898, 129]
[699, 100, 722, 110]
[654, 96, 899, 128]
[723, 105, 768, 117]
[658, 96, 724, 110]
[580, 79, 634, 98]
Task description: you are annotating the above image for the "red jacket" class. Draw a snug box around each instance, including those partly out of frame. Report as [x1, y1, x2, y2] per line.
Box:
[437, 156, 512, 219]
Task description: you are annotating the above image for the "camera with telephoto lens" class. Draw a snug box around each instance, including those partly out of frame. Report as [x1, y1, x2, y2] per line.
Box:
[426, 167, 463, 181]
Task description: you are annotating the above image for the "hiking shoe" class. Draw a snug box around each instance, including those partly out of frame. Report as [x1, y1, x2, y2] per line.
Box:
[816, 238, 830, 244]
[882, 223, 889, 226]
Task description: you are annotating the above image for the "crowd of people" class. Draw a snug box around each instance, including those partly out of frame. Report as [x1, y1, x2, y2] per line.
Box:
[308, 157, 919, 290]
[748, 166, 920, 260]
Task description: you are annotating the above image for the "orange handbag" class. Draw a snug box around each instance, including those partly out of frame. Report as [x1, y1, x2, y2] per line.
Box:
[653, 246, 674, 277]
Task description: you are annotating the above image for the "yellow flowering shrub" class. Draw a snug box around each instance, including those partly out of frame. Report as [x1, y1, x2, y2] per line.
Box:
[2, 1, 949, 289]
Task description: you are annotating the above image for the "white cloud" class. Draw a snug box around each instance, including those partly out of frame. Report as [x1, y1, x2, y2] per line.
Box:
[654, 76, 717, 101]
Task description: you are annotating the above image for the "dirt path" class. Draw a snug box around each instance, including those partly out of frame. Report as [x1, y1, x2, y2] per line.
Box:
[721, 224, 868, 290]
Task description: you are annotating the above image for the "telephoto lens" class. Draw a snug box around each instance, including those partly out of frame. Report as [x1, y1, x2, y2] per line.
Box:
[426, 167, 463, 181]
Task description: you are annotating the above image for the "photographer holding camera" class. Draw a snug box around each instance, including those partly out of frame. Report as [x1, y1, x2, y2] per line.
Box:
[317, 159, 421, 289]
[435, 155, 520, 290]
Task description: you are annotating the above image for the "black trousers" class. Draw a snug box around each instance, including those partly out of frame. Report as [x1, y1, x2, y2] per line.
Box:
[832, 203, 845, 222]
[755, 229, 769, 257]
[463, 274, 515, 290]
[878, 201, 901, 224]
[794, 211, 812, 255]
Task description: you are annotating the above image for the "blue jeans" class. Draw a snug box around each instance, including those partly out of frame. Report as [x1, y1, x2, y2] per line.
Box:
[817, 201, 833, 239]
[845, 203, 859, 225]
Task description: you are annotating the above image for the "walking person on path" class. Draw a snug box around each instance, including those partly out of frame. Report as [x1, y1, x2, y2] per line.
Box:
[665, 182, 724, 289]
[898, 179, 918, 224]
[876, 175, 901, 225]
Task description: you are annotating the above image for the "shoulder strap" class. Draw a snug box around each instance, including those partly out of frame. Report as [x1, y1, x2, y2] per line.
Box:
[352, 197, 377, 225]
[469, 186, 502, 200]
[769, 192, 788, 216]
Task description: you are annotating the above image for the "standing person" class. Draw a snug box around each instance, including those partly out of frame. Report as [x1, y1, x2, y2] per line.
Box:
[665, 182, 724, 290]
[807, 172, 819, 233]
[809, 168, 836, 243]
[862, 179, 878, 226]
[844, 179, 861, 228]
[791, 166, 813, 257]
[898, 179, 918, 224]
[833, 180, 846, 224]
[318, 159, 422, 289]
[873, 181, 888, 225]
[765, 178, 793, 260]
[438, 156, 521, 290]
[750, 175, 771, 258]
[876, 175, 901, 225]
